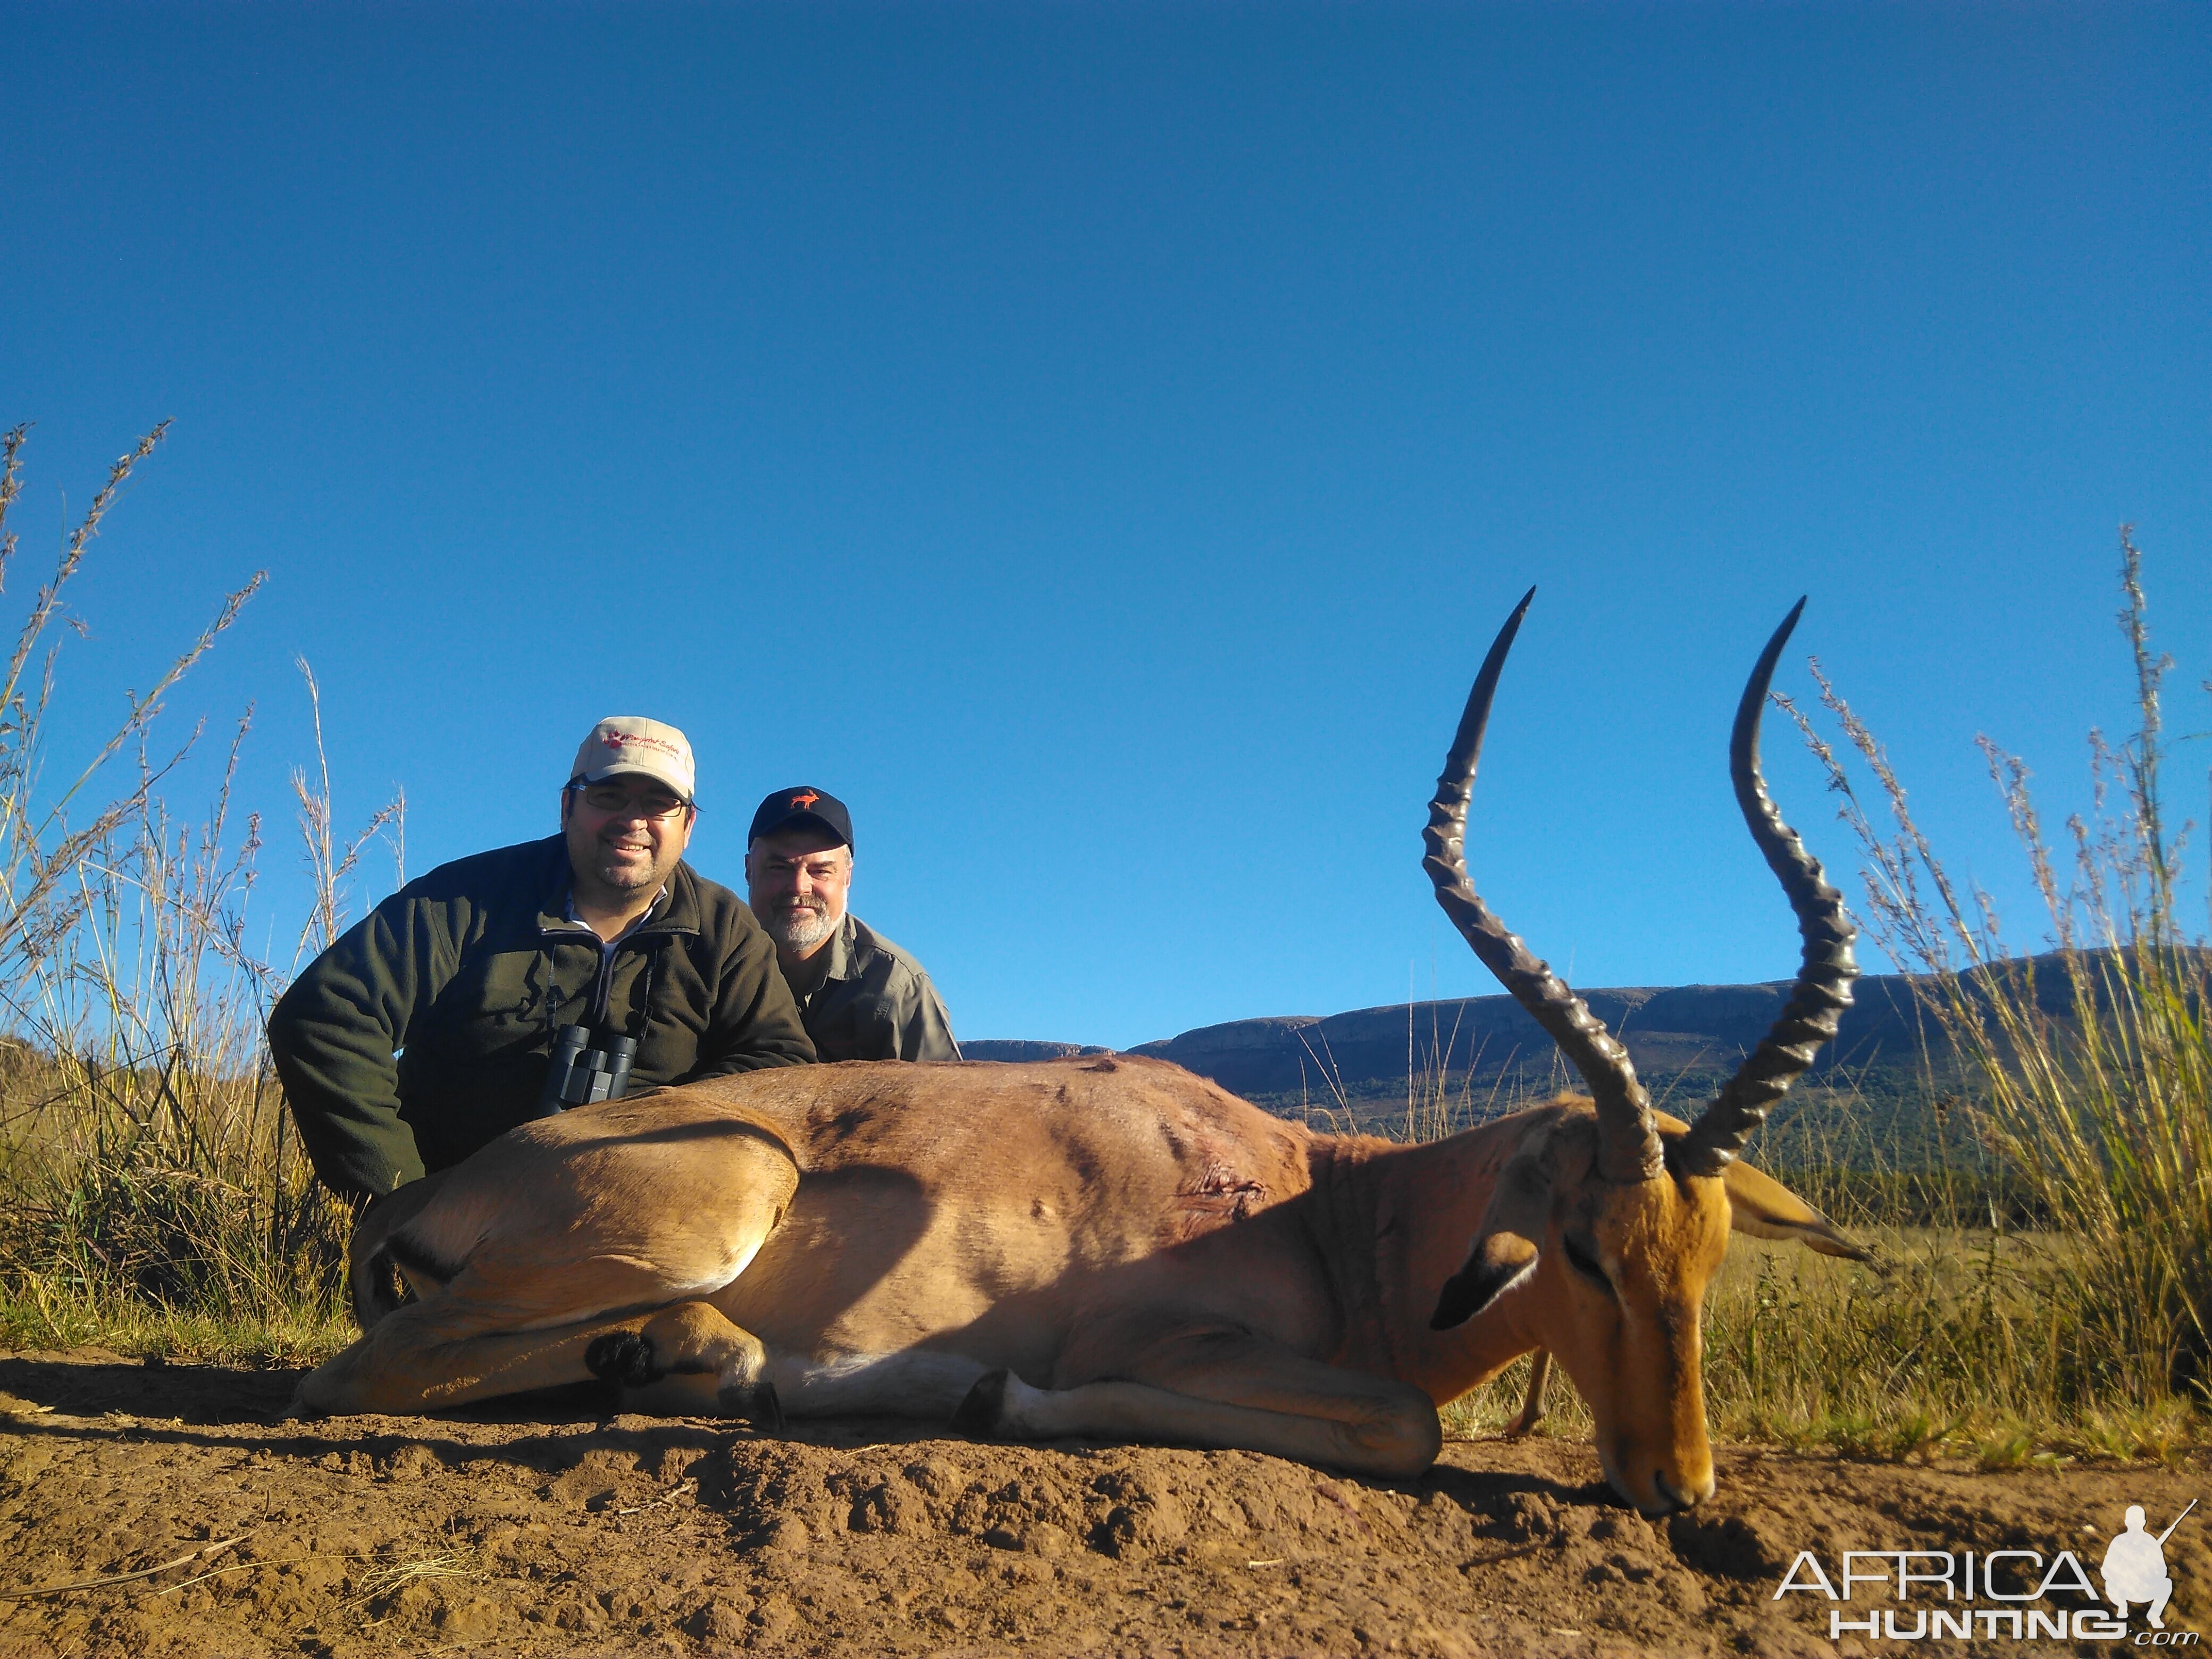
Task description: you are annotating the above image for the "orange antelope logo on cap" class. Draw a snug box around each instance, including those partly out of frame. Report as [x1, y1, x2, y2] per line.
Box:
[790, 791, 820, 811]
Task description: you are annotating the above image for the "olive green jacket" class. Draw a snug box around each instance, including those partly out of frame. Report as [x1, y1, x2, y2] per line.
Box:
[267, 835, 815, 1200]
[790, 912, 961, 1063]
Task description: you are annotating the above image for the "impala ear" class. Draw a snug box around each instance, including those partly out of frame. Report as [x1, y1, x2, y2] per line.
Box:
[1723, 1159, 1872, 1261]
[1430, 1149, 1553, 1330]
[1430, 1229, 1538, 1330]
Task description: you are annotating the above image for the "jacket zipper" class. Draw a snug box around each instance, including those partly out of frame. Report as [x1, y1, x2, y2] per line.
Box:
[541, 919, 682, 1032]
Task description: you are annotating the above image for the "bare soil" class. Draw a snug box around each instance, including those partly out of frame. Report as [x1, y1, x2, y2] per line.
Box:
[1, 1351, 2203, 1658]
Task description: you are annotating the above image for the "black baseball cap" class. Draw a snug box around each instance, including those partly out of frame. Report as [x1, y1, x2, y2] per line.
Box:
[748, 786, 854, 852]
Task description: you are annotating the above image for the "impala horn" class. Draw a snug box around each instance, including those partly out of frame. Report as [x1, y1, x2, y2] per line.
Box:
[1423, 589, 1663, 1186]
[1678, 599, 1858, 1175]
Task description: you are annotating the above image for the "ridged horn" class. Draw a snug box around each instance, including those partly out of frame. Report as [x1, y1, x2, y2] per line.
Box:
[1679, 599, 1858, 1177]
[1423, 589, 1663, 1185]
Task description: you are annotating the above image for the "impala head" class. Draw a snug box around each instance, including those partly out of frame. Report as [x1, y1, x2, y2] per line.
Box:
[1421, 591, 1861, 1516]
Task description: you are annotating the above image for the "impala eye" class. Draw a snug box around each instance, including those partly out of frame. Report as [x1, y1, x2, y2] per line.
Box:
[1562, 1235, 1610, 1287]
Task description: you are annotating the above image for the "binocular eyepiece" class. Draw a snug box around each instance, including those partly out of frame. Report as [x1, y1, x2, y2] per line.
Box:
[536, 1023, 637, 1113]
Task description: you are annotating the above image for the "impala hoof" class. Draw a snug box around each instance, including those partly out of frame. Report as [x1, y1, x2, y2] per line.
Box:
[585, 1330, 659, 1387]
[952, 1369, 1009, 1437]
[720, 1377, 784, 1434]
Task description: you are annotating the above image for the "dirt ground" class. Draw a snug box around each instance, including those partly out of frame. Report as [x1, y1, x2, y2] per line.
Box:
[0, 1352, 2203, 1658]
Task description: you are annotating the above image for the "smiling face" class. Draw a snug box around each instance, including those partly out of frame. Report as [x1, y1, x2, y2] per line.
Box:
[745, 825, 853, 959]
[561, 774, 696, 907]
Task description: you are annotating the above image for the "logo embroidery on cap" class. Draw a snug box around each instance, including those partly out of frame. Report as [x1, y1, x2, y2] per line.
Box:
[600, 731, 683, 758]
[790, 791, 820, 811]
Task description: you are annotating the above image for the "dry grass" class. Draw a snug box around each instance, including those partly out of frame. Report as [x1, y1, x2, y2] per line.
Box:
[1765, 530, 2210, 1443]
[0, 423, 370, 1363]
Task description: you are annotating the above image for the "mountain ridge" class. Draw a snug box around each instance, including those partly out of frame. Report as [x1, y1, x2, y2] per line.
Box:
[966, 973, 1928, 1103]
[961, 952, 2159, 1113]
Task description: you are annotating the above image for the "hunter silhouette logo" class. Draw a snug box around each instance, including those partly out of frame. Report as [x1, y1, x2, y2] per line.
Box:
[789, 791, 820, 811]
[1775, 1497, 2199, 1644]
[2106, 1500, 2194, 1631]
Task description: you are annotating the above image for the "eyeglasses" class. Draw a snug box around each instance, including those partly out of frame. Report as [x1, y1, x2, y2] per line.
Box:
[571, 783, 691, 820]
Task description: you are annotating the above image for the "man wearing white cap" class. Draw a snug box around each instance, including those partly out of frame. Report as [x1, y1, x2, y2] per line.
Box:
[269, 717, 816, 1202]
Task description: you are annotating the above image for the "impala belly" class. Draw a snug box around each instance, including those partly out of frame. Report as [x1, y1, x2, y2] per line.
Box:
[712, 1075, 1337, 1387]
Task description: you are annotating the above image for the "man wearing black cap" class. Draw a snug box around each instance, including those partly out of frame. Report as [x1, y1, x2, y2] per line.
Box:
[744, 787, 960, 1063]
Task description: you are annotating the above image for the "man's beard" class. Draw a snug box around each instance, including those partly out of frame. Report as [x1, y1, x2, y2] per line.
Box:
[593, 850, 663, 894]
[766, 898, 838, 951]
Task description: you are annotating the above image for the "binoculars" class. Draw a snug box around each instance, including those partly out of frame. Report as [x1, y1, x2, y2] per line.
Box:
[535, 1023, 638, 1113]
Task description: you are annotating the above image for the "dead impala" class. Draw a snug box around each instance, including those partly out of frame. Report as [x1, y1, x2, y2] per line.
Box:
[294, 591, 1865, 1516]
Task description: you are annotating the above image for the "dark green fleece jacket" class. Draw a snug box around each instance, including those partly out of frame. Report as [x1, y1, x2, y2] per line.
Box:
[266, 835, 815, 1200]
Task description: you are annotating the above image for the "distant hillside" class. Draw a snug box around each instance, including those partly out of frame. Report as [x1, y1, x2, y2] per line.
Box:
[974, 973, 1936, 1100]
[967, 952, 2181, 1161]
[961, 1040, 1110, 1063]
[1121, 974, 1937, 1103]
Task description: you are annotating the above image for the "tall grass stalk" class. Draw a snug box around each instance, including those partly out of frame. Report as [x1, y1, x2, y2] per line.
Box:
[0, 425, 370, 1362]
[1754, 528, 2209, 1434]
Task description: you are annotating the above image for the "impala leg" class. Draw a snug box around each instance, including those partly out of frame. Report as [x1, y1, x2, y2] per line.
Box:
[296, 1111, 799, 1417]
[958, 1326, 1442, 1479]
[1505, 1350, 1551, 1437]
[1117, 1322, 1441, 1454]
[293, 1297, 783, 1426]
[583, 1300, 782, 1428]
[766, 1350, 997, 1420]
[294, 1298, 657, 1415]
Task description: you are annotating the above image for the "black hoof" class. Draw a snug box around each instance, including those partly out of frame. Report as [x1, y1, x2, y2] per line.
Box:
[720, 1378, 785, 1434]
[951, 1369, 1009, 1437]
[585, 1330, 659, 1387]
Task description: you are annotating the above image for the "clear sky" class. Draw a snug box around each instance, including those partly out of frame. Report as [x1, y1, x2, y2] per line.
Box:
[5, 3, 2207, 1049]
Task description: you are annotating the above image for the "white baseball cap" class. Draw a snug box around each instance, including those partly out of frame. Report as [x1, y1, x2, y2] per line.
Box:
[568, 716, 696, 803]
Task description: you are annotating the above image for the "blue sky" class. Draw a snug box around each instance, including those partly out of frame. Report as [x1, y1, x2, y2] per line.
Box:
[5, 3, 2207, 1049]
